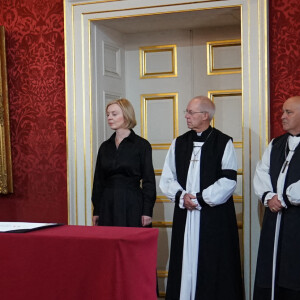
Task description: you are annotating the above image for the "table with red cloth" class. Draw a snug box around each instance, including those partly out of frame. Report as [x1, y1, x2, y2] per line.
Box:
[0, 225, 159, 300]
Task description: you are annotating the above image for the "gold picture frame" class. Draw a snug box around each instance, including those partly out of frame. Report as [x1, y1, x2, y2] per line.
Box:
[0, 26, 13, 194]
[208, 89, 243, 144]
[140, 92, 178, 149]
[207, 39, 241, 75]
[139, 45, 177, 79]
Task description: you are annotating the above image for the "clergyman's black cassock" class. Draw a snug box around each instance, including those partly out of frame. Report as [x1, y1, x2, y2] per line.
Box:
[254, 133, 300, 298]
[166, 127, 243, 300]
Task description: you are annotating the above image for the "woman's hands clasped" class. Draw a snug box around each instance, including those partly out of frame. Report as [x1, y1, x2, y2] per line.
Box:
[142, 215, 152, 227]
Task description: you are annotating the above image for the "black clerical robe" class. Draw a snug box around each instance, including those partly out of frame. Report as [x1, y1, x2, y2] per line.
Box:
[166, 128, 243, 300]
[254, 133, 300, 293]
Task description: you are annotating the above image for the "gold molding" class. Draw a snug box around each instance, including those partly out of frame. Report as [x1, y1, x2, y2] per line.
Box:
[208, 89, 242, 97]
[263, 0, 269, 149]
[67, 3, 79, 224]
[207, 39, 241, 75]
[82, 1, 234, 16]
[157, 269, 168, 297]
[237, 221, 243, 229]
[157, 270, 168, 278]
[150, 143, 171, 150]
[208, 89, 242, 130]
[234, 141, 243, 148]
[141, 93, 178, 149]
[64, 0, 70, 224]
[152, 221, 173, 228]
[156, 195, 170, 203]
[0, 26, 13, 194]
[139, 45, 177, 79]
[155, 169, 162, 176]
[159, 292, 166, 298]
[237, 168, 243, 175]
[73, 0, 120, 6]
[234, 195, 243, 203]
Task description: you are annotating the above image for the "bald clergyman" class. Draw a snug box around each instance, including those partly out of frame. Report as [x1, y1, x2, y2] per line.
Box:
[253, 96, 300, 300]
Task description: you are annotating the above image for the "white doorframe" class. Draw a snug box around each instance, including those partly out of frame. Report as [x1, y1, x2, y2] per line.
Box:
[64, 0, 269, 298]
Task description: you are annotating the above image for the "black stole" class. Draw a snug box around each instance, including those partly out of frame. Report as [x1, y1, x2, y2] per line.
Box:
[175, 126, 231, 192]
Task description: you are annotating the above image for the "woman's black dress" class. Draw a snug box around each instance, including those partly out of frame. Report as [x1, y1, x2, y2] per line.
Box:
[92, 130, 156, 227]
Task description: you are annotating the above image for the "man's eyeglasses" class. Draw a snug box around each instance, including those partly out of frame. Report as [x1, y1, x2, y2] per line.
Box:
[184, 110, 207, 116]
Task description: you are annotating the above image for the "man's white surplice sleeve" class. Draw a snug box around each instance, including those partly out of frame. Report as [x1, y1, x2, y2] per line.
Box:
[159, 139, 184, 202]
[201, 140, 237, 206]
[286, 180, 300, 205]
[253, 140, 276, 205]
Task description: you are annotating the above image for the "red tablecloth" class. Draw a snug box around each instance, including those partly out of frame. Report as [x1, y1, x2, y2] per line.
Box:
[0, 225, 159, 300]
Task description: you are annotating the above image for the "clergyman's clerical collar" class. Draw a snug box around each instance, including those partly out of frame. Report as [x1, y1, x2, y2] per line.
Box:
[288, 132, 300, 137]
[192, 126, 213, 142]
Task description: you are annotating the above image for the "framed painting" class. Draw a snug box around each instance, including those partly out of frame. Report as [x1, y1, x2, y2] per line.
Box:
[0, 26, 13, 194]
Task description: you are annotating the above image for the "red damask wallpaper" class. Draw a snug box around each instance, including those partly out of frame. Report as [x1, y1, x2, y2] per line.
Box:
[269, 0, 300, 138]
[0, 0, 299, 222]
[0, 0, 67, 223]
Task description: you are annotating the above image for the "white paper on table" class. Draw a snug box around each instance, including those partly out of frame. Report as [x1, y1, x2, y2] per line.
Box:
[0, 222, 62, 233]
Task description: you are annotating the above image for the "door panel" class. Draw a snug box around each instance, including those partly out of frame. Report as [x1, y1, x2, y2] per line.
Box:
[94, 22, 242, 296]
[122, 27, 241, 296]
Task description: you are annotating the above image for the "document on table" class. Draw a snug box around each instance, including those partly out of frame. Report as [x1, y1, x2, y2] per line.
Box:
[0, 222, 62, 233]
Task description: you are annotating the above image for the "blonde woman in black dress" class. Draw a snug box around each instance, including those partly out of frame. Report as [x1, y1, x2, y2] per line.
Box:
[92, 98, 156, 227]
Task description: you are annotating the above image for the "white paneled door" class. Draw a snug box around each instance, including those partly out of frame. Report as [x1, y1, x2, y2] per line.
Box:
[65, 1, 269, 298]
[93, 23, 242, 296]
